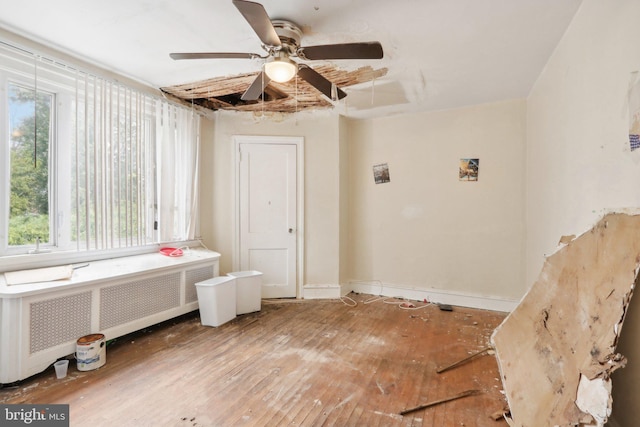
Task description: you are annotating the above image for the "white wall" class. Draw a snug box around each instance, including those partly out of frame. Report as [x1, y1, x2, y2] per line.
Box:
[525, 1, 640, 424]
[346, 99, 526, 300]
[199, 111, 343, 288]
[526, 0, 640, 286]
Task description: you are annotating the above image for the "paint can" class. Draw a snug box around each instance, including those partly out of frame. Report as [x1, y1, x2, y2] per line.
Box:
[76, 333, 106, 371]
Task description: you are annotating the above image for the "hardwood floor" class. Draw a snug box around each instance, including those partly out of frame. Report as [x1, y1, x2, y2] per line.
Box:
[1, 293, 509, 426]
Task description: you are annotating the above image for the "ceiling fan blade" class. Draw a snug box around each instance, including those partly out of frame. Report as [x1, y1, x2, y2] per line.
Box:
[297, 65, 347, 101]
[232, 0, 281, 47]
[241, 71, 271, 101]
[297, 42, 384, 60]
[170, 52, 262, 60]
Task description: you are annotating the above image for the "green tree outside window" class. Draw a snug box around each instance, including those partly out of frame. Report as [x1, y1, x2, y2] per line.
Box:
[8, 83, 52, 246]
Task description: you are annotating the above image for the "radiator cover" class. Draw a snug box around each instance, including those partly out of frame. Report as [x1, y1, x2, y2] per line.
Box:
[30, 292, 92, 354]
[0, 249, 219, 384]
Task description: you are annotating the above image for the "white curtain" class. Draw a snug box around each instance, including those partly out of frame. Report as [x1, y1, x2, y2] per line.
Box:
[156, 101, 200, 242]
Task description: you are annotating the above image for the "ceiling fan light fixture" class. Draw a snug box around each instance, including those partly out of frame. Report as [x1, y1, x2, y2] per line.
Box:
[264, 53, 297, 83]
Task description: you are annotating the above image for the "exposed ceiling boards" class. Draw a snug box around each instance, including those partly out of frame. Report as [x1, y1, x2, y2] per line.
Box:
[0, 0, 583, 118]
[161, 65, 387, 114]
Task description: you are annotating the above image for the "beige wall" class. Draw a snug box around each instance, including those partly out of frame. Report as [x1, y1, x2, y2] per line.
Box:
[198, 111, 343, 287]
[338, 116, 351, 285]
[346, 99, 526, 299]
[201, 100, 527, 302]
[525, 0, 640, 424]
[198, 117, 216, 255]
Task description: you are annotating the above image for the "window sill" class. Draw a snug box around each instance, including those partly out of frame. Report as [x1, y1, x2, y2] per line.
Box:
[0, 241, 204, 274]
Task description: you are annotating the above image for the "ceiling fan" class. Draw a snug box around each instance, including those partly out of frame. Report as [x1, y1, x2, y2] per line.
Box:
[170, 0, 384, 102]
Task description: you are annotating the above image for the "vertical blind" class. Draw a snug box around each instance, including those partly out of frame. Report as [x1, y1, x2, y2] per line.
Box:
[0, 39, 200, 253]
[156, 101, 200, 243]
[74, 73, 156, 250]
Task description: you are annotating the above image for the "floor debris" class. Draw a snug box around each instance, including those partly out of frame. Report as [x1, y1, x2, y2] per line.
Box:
[489, 406, 510, 421]
[436, 346, 492, 374]
[399, 389, 481, 416]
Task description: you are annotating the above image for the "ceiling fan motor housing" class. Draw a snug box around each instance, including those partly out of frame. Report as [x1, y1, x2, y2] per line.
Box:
[271, 20, 302, 54]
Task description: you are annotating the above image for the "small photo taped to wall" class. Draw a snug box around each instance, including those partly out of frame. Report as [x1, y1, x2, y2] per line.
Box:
[373, 163, 390, 184]
[459, 158, 479, 181]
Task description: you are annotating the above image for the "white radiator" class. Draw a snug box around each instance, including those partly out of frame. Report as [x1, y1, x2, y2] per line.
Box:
[0, 249, 219, 384]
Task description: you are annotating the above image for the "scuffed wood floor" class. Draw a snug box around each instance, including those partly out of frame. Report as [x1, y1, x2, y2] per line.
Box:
[1, 293, 509, 427]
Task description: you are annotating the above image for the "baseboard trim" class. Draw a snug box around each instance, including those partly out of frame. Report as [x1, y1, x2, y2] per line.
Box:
[302, 281, 519, 312]
[303, 284, 342, 300]
[343, 281, 518, 313]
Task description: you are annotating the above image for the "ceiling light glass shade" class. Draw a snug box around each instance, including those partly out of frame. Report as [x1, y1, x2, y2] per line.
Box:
[264, 55, 297, 83]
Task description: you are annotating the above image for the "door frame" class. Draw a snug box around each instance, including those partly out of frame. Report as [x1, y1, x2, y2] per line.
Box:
[232, 135, 305, 298]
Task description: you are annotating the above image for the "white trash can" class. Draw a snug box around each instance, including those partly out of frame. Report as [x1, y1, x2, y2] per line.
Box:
[227, 270, 263, 315]
[195, 276, 236, 327]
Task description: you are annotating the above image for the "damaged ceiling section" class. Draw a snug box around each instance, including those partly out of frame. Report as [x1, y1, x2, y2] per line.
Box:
[491, 212, 640, 426]
[161, 65, 387, 114]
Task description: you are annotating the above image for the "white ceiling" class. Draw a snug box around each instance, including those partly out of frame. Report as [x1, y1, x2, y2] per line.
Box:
[0, 0, 583, 119]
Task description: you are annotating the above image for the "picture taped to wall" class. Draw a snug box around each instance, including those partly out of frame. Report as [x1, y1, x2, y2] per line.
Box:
[373, 163, 390, 184]
[459, 158, 479, 181]
[629, 72, 640, 151]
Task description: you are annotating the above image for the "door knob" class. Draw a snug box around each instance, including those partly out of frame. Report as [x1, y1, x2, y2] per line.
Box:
[289, 228, 294, 233]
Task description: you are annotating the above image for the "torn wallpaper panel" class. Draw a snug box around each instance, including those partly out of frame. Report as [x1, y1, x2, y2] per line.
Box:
[491, 212, 640, 427]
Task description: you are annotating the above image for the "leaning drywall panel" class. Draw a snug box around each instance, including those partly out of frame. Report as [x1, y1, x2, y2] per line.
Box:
[491, 213, 639, 427]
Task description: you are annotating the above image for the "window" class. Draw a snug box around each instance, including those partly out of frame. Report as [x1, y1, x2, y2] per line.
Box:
[8, 83, 53, 248]
[0, 41, 200, 257]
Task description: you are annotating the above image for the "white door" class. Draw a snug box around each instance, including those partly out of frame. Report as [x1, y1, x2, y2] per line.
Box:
[237, 138, 299, 298]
